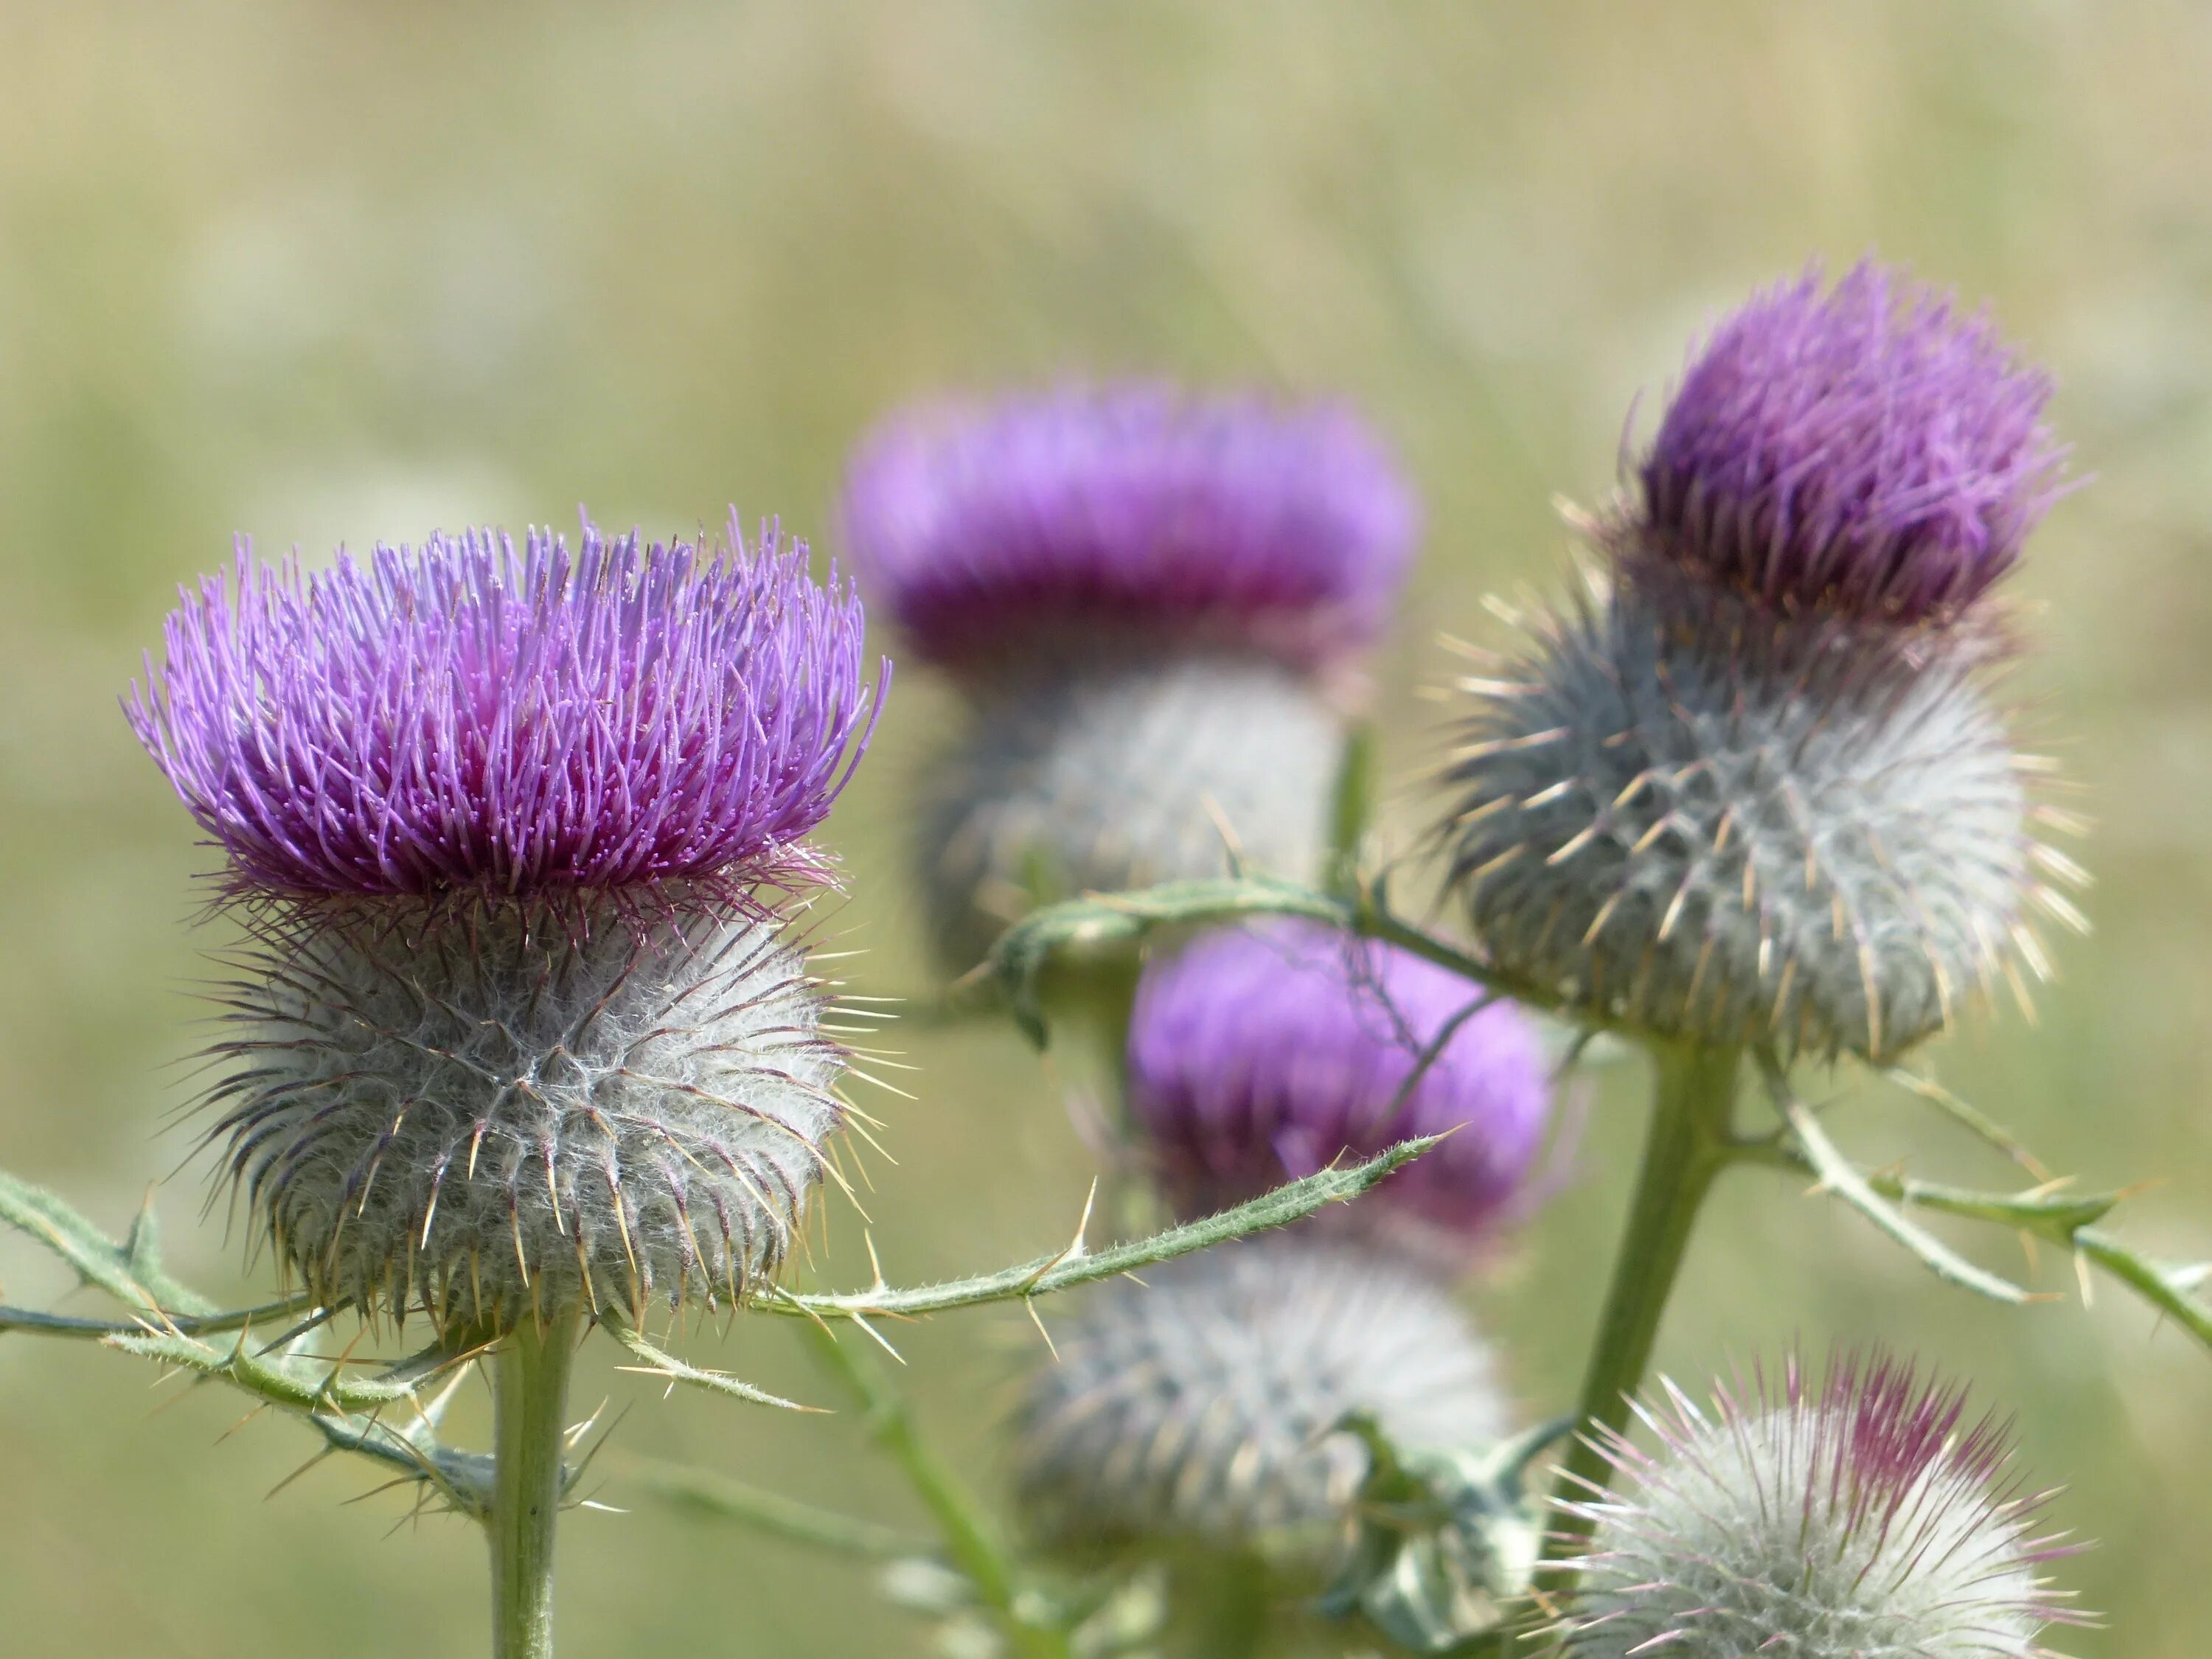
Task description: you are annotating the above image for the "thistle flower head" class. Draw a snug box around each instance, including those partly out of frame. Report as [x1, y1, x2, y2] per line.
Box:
[129, 513, 878, 902]
[838, 383, 1418, 671]
[1560, 1352, 2085, 1658]
[129, 516, 883, 1332]
[1636, 260, 2066, 625]
[1127, 921, 1553, 1251]
[1014, 1235, 1508, 1558]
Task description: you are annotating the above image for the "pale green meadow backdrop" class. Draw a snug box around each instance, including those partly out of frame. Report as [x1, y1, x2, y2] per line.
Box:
[4, 4, 2211, 1654]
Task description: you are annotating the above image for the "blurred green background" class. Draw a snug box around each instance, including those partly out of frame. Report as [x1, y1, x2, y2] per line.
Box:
[4, 2, 2211, 1653]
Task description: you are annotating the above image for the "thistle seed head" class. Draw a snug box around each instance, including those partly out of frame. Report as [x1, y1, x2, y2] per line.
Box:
[1559, 1351, 2086, 1659]
[1637, 260, 2067, 626]
[915, 648, 1343, 972]
[1433, 565, 2078, 1061]
[1127, 920, 1554, 1255]
[209, 889, 844, 1331]
[839, 383, 1418, 673]
[1013, 1235, 1509, 1559]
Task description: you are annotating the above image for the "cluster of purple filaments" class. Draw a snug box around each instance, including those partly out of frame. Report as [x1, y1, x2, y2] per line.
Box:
[1637, 260, 2066, 624]
[1127, 920, 1553, 1248]
[128, 514, 880, 901]
[838, 383, 1419, 668]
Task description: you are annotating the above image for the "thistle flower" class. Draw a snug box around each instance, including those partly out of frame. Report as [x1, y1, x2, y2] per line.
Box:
[1559, 1352, 2084, 1658]
[840, 385, 1418, 970]
[1435, 265, 2085, 1061]
[1637, 262, 2065, 624]
[1127, 920, 1553, 1256]
[1013, 1234, 1509, 1558]
[128, 515, 882, 1332]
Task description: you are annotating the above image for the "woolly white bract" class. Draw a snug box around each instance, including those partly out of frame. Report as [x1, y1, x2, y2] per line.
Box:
[1012, 1234, 1508, 1559]
[207, 892, 845, 1330]
[917, 648, 1342, 970]
[1561, 1356, 2081, 1659]
[1436, 565, 2083, 1060]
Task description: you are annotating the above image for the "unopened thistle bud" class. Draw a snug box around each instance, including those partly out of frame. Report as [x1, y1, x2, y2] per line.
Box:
[128, 516, 883, 1333]
[840, 385, 1417, 970]
[1013, 1234, 1508, 1560]
[1559, 1351, 2085, 1658]
[1127, 921, 1553, 1259]
[1436, 262, 2084, 1061]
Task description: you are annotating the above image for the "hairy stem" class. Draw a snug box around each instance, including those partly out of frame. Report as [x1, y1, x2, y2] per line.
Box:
[803, 1321, 1068, 1659]
[1540, 1044, 1741, 1586]
[490, 1314, 578, 1659]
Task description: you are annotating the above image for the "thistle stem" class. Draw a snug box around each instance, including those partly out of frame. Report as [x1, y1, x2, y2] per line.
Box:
[803, 1321, 1070, 1659]
[490, 1313, 578, 1659]
[1539, 1043, 1740, 1588]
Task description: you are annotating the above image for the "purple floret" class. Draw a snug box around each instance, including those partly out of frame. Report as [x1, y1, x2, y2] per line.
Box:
[838, 384, 1418, 669]
[128, 513, 883, 901]
[1638, 260, 2067, 623]
[1127, 920, 1552, 1250]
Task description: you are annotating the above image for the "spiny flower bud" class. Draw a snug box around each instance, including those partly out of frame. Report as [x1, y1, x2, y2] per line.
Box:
[1638, 260, 2066, 625]
[129, 516, 883, 1332]
[1436, 268, 2084, 1061]
[841, 385, 1417, 970]
[1127, 920, 1553, 1257]
[1013, 1235, 1509, 1559]
[1559, 1352, 2085, 1658]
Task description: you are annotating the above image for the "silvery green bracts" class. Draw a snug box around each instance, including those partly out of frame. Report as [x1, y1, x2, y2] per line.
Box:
[1012, 1235, 1508, 1557]
[1562, 1352, 2081, 1658]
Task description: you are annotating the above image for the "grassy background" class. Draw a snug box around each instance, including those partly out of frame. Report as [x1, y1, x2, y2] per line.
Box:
[4, 3, 2211, 1652]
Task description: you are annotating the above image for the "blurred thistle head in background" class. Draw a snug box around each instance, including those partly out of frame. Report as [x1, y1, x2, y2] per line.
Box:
[1559, 1350, 2084, 1658]
[126, 515, 884, 1334]
[838, 383, 1418, 971]
[1012, 1233, 1508, 1568]
[1434, 262, 2087, 1062]
[1127, 919, 1554, 1260]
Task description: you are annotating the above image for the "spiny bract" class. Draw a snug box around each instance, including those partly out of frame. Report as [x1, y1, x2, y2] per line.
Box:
[1435, 566, 2083, 1061]
[916, 648, 1341, 972]
[1560, 1352, 2084, 1659]
[212, 892, 844, 1329]
[1013, 1235, 1509, 1559]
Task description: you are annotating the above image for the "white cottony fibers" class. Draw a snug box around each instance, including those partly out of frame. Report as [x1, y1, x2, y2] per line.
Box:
[917, 649, 1343, 971]
[1562, 1360, 2080, 1659]
[207, 893, 846, 1330]
[1012, 1235, 1509, 1557]
[1436, 566, 2079, 1061]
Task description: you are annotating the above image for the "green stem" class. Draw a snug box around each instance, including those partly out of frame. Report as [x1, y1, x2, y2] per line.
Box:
[802, 1322, 1068, 1659]
[490, 1314, 578, 1659]
[1540, 1044, 1741, 1587]
[1174, 1552, 1272, 1659]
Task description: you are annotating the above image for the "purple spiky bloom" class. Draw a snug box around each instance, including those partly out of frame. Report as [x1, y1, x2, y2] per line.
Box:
[1127, 921, 1553, 1253]
[1559, 1349, 2087, 1658]
[128, 512, 881, 902]
[838, 383, 1418, 670]
[1635, 260, 2067, 624]
[126, 515, 886, 1333]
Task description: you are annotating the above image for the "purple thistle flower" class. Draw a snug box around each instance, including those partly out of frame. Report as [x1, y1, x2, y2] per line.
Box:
[1558, 1349, 2087, 1658]
[1635, 260, 2067, 624]
[838, 383, 1418, 671]
[125, 514, 886, 1333]
[1127, 920, 1554, 1253]
[128, 512, 882, 902]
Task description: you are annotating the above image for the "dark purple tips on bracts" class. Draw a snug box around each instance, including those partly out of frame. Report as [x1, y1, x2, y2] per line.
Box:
[1127, 920, 1552, 1247]
[838, 383, 1419, 668]
[1638, 260, 2067, 623]
[128, 513, 883, 900]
